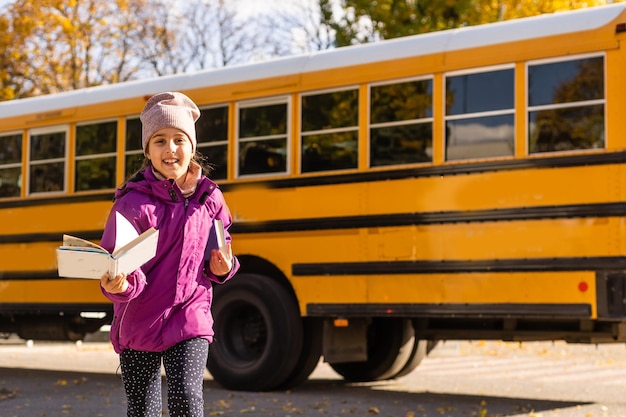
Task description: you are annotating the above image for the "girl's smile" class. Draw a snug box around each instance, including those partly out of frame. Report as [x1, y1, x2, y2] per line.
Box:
[146, 127, 193, 187]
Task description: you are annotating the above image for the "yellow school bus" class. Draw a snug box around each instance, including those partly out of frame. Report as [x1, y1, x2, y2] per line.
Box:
[2, 4, 626, 391]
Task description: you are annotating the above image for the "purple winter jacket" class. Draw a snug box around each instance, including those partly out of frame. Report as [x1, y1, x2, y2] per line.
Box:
[100, 167, 239, 354]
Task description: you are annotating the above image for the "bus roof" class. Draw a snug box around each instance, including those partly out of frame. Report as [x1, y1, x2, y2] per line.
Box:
[1, 3, 624, 119]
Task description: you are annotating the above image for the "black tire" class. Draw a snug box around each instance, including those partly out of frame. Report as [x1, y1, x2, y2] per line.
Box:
[275, 317, 323, 390]
[392, 338, 428, 378]
[328, 318, 415, 382]
[208, 273, 303, 391]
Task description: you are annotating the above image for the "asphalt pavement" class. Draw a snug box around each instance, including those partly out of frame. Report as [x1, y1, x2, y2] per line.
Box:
[2, 336, 626, 417]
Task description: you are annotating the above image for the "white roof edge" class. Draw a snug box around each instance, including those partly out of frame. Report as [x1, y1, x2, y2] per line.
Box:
[1, 3, 624, 119]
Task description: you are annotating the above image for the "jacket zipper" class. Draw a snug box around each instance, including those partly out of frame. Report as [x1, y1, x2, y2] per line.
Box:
[118, 301, 130, 341]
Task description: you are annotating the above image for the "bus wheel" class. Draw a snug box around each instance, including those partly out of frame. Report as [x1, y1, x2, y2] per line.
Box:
[329, 318, 416, 382]
[276, 317, 323, 390]
[208, 273, 303, 391]
[392, 336, 428, 379]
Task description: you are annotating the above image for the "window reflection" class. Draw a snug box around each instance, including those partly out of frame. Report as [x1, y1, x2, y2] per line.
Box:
[29, 162, 64, 193]
[75, 121, 117, 191]
[371, 80, 432, 123]
[0, 134, 22, 198]
[445, 68, 515, 161]
[76, 121, 116, 156]
[239, 139, 286, 175]
[30, 131, 65, 161]
[446, 69, 514, 115]
[302, 90, 358, 132]
[370, 79, 433, 167]
[0, 134, 21, 165]
[302, 131, 358, 172]
[301, 89, 358, 173]
[529, 105, 604, 153]
[198, 107, 228, 144]
[198, 106, 229, 180]
[75, 156, 116, 191]
[125, 118, 142, 151]
[240, 103, 287, 138]
[124, 154, 144, 179]
[29, 129, 66, 194]
[370, 124, 432, 167]
[0, 167, 21, 198]
[125, 118, 143, 178]
[528, 56, 605, 153]
[528, 57, 603, 106]
[446, 115, 514, 161]
[202, 144, 227, 180]
[238, 101, 288, 176]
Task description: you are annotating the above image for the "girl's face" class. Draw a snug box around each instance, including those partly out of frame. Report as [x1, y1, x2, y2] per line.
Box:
[146, 127, 193, 187]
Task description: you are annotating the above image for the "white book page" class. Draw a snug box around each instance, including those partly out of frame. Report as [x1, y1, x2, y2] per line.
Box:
[110, 228, 159, 276]
[61, 235, 106, 252]
[113, 211, 139, 254]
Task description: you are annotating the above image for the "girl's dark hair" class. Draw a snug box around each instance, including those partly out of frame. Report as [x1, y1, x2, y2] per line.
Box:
[119, 150, 215, 190]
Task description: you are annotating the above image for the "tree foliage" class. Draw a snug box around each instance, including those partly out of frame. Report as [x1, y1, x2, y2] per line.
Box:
[1, 0, 149, 98]
[330, 0, 623, 45]
[0, 0, 624, 101]
[0, 0, 286, 100]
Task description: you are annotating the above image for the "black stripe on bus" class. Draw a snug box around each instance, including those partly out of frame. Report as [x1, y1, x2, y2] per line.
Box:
[224, 150, 626, 191]
[4, 256, 626, 281]
[233, 202, 626, 234]
[292, 256, 626, 276]
[306, 303, 591, 318]
[1, 201, 625, 244]
[0, 270, 61, 280]
[0, 303, 112, 314]
[0, 231, 103, 244]
[2, 151, 626, 210]
[0, 192, 114, 209]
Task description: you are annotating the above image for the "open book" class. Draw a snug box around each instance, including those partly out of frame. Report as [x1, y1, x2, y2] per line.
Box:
[56, 212, 159, 279]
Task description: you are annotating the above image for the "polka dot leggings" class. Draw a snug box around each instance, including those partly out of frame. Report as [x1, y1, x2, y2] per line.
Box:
[119, 338, 209, 417]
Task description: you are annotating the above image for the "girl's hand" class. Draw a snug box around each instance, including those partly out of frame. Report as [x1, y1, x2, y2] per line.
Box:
[209, 243, 233, 277]
[100, 271, 129, 294]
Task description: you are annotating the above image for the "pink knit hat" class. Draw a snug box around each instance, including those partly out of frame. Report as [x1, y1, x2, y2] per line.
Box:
[140, 92, 200, 153]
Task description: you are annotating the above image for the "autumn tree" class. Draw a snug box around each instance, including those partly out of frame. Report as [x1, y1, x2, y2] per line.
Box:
[0, 0, 299, 100]
[0, 0, 150, 98]
[0, 5, 25, 100]
[474, 0, 624, 22]
[329, 0, 624, 45]
[3, 0, 620, 102]
[264, 0, 336, 53]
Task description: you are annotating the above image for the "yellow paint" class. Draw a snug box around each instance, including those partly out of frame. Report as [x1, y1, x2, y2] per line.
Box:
[226, 163, 626, 222]
[1, 200, 111, 235]
[0, 280, 108, 304]
[233, 217, 622, 267]
[2, 7, 626, 319]
[291, 272, 597, 318]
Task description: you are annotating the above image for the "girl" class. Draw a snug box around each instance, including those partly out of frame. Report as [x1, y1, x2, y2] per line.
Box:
[100, 91, 239, 417]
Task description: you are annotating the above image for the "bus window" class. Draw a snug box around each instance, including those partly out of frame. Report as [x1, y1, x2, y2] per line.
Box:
[445, 67, 515, 161]
[197, 106, 229, 180]
[301, 89, 358, 173]
[369, 79, 433, 167]
[75, 120, 117, 192]
[528, 55, 605, 153]
[125, 117, 144, 179]
[0, 133, 22, 198]
[238, 100, 288, 176]
[28, 127, 67, 194]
